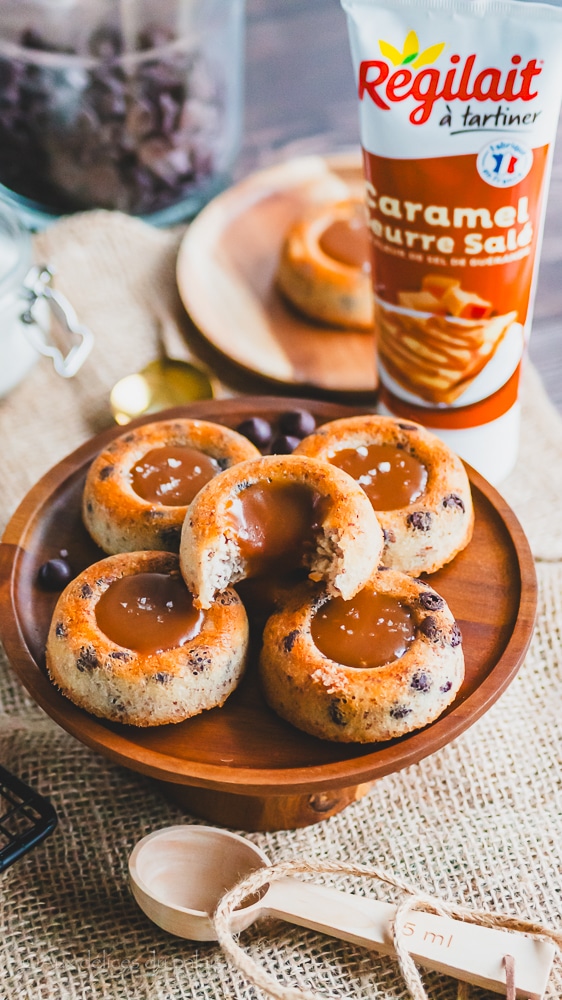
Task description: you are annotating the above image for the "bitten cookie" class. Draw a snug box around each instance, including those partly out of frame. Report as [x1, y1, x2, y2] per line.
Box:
[82, 418, 260, 555]
[295, 414, 473, 575]
[46, 551, 249, 727]
[276, 198, 374, 329]
[259, 570, 464, 743]
[180, 454, 384, 610]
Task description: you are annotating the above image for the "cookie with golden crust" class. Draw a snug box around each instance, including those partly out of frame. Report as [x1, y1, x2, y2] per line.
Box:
[259, 570, 463, 743]
[276, 198, 374, 330]
[46, 551, 248, 727]
[295, 415, 473, 575]
[180, 454, 384, 610]
[82, 418, 260, 555]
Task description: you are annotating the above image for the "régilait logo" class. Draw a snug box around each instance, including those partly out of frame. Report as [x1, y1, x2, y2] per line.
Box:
[359, 31, 542, 125]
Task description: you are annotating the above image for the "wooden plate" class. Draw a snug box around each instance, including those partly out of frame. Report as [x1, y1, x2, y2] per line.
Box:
[176, 153, 377, 394]
[0, 397, 536, 831]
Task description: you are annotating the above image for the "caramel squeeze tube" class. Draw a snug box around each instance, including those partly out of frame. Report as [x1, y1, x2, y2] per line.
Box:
[341, 0, 562, 483]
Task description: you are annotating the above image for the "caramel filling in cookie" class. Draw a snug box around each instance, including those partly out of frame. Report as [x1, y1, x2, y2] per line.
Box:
[318, 215, 371, 270]
[130, 446, 221, 506]
[95, 572, 205, 654]
[311, 590, 415, 670]
[225, 481, 326, 577]
[326, 444, 428, 510]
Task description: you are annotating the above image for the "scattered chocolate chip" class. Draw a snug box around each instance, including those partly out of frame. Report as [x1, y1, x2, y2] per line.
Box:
[283, 630, 299, 653]
[443, 494, 465, 512]
[418, 616, 442, 642]
[406, 511, 432, 531]
[109, 650, 131, 661]
[278, 409, 316, 439]
[328, 699, 347, 726]
[55, 621, 67, 638]
[411, 671, 432, 692]
[76, 646, 99, 672]
[440, 680, 453, 693]
[80, 583, 93, 599]
[419, 591, 445, 611]
[389, 704, 412, 719]
[235, 417, 272, 450]
[450, 624, 462, 647]
[99, 465, 114, 481]
[37, 558, 74, 590]
[269, 434, 300, 455]
[398, 423, 418, 431]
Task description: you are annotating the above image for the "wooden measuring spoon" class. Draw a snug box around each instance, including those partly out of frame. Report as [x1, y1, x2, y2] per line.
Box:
[128, 825, 553, 998]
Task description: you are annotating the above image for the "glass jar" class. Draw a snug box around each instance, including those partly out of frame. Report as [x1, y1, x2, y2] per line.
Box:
[0, 0, 245, 228]
[0, 202, 93, 396]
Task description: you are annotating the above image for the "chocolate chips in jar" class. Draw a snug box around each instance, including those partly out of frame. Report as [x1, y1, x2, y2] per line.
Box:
[0, 5, 243, 220]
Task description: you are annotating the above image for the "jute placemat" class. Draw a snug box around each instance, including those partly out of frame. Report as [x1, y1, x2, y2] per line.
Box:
[1, 211, 561, 1000]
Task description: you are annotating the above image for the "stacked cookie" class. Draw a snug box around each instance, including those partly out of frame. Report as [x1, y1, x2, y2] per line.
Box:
[46, 412, 474, 742]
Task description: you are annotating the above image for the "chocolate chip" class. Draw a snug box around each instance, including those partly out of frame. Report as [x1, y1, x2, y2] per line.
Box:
[189, 649, 212, 670]
[450, 624, 462, 647]
[80, 583, 93, 599]
[389, 704, 412, 719]
[278, 409, 316, 439]
[55, 621, 67, 638]
[406, 511, 432, 531]
[328, 699, 347, 726]
[397, 423, 418, 431]
[109, 650, 131, 661]
[440, 680, 453, 693]
[37, 558, 74, 590]
[235, 417, 272, 450]
[99, 465, 114, 481]
[137, 27, 174, 52]
[418, 616, 442, 642]
[270, 434, 300, 455]
[216, 591, 238, 606]
[419, 592, 445, 611]
[154, 671, 171, 684]
[411, 671, 432, 692]
[88, 26, 123, 60]
[76, 646, 99, 672]
[283, 630, 299, 653]
[443, 494, 465, 512]
[159, 526, 181, 548]
[382, 528, 396, 544]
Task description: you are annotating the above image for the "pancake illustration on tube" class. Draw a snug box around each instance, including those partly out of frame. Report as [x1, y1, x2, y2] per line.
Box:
[340, 0, 562, 484]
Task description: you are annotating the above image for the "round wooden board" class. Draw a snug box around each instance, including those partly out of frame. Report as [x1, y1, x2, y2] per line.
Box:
[176, 152, 377, 394]
[0, 397, 537, 827]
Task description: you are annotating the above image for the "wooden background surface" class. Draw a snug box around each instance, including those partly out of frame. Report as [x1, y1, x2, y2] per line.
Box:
[239, 0, 562, 413]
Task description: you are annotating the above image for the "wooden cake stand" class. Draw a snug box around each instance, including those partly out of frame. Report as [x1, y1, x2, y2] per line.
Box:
[0, 398, 537, 831]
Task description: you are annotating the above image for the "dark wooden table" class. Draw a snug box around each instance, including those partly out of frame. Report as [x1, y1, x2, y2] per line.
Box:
[241, 0, 562, 413]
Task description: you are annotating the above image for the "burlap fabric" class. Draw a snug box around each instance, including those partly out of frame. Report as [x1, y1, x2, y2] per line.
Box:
[1, 211, 561, 999]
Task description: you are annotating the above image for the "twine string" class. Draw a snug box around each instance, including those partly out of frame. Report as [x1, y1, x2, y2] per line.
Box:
[213, 858, 561, 1000]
